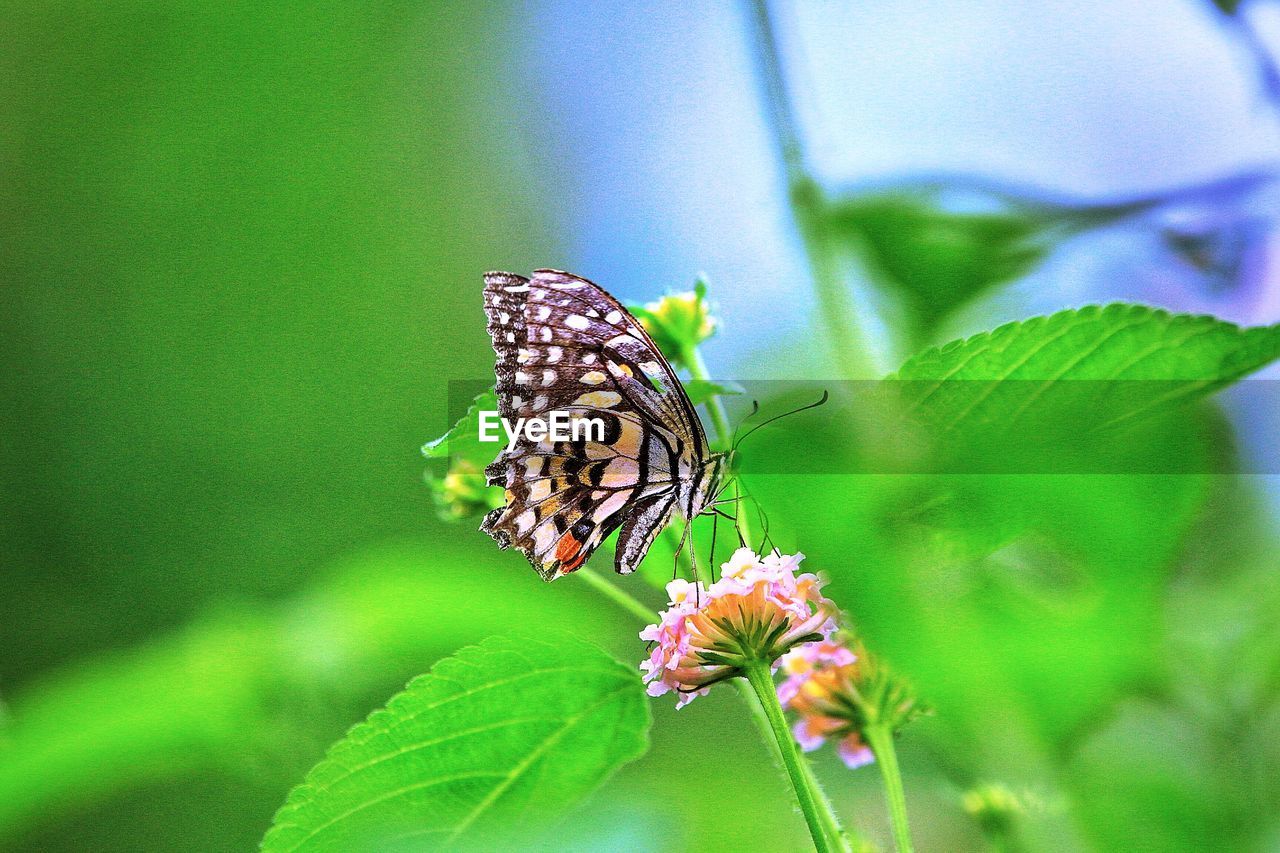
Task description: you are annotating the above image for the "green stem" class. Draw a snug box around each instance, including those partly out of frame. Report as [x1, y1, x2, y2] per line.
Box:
[577, 568, 657, 624]
[579, 501, 850, 850]
[685, 343, 754, 548]
[744, 662, 836, 853]
[685, 345, 732, 448]
[744, 0, 876, 379]
[732, 681, 852, 851]
[865, 723, 914, 853]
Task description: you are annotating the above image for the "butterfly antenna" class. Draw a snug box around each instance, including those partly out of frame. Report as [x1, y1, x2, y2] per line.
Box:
[729, 399, 761, 448]
[732, 390, 830, 451]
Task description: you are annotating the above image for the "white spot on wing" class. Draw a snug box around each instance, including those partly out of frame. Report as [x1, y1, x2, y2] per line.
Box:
[566, 315, 590, 330]
[547, 346, 563, 363]
[534, 523, 557, 551]
[605, 310, 623, 324]
[580, 371, 607, 385]
[541, 369, 557, 387]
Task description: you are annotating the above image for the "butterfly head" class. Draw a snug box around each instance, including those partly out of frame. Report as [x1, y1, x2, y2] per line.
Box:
[692, 450, 735, 514]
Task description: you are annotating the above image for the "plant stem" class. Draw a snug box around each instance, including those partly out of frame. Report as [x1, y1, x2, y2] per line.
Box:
[685, 345, 732, 449]
[743, 0, 876, 379]
[577, 568, 657, 624]
[579, 500, 850, 850]
[744, 662, 837, 853]
[731, 681, 852, 851]
[865, 723, 914, 853]
[685, 343, 755, 549]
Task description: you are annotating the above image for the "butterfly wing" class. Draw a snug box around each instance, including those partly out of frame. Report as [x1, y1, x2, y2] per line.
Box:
[480, 269, 709, 580]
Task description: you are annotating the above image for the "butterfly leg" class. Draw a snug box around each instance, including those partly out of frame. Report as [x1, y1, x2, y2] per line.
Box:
[710, 509, 745, 548]
[709, 507, 718, 581]
[687, 523, 701, 588]
[671, 519, 691, 584]
[755, 497, 773, 554]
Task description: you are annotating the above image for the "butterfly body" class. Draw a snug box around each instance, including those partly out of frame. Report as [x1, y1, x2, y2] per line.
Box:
[480, 269, 725, 581]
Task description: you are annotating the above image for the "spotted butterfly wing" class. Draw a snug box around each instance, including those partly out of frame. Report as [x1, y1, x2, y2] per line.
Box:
[480, 269, 724, 580]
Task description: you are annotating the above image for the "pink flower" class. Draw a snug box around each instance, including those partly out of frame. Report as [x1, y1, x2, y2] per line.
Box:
[778, 638, 926, 769]
[639, 549, 838, 708]
[777, 640, 875, 768]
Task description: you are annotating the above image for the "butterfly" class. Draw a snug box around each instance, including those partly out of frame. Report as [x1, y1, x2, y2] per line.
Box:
[479, 269, 730, 581]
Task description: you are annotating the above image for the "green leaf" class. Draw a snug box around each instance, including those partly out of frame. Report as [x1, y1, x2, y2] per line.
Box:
[683, 378, 743, 406]
[422, 388, 499, 467]
[894, 303, 1280, 384]
[261, 632, 649, 852]
[891, 304, 1280, 448]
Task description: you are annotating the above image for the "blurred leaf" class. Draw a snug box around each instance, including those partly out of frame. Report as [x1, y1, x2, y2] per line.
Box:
[0, 541, 659, 846]
[1068, 701, 1219, 852]
[827, 188, 1063, 337]
[261, 633, 649, 852]
[683, 378, 743, 406]
[826, 185, 1144, 340]
[422, 388, 500, 467]
[1210, 0, 1243, 14]
[743, 306, 1280, 791]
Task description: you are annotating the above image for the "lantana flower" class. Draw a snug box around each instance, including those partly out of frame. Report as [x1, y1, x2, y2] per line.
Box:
[778, 637, 926, 768]
[639, 548, 838, 708]
[777, 640, 875, 768]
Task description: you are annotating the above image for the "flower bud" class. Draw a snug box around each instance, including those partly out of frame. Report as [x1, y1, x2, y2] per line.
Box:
[630, 277, 718, 369]
[427, 459, 503, 521]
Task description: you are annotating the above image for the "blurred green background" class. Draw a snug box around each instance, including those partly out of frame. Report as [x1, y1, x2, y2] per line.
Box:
[4, 1, 1280, 851]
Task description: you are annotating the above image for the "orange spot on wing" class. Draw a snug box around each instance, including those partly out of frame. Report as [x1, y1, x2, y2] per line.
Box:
[555, 533, 582, 563]
[555, 532, 590, 573]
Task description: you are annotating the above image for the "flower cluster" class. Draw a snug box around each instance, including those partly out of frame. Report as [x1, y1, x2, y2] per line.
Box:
[777, 641, 875, 768]
[778, 636, 927, 768]
[639, 548, 838, 708]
